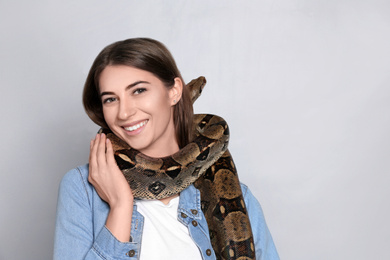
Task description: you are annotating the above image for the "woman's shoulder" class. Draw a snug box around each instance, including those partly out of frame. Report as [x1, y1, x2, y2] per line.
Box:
[239, 182, 265, 214]
[240, 183, 254, 201]
[240, 183, 249, 193]
[59, 164, 92, 200]
[61, 164, 89, 184]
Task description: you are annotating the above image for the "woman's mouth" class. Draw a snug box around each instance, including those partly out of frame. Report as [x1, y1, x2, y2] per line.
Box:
[124, 120, 148, 132]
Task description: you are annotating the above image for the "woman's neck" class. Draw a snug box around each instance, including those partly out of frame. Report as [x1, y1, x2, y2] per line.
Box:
[159, 194, 179, 205]
[141, 141, 180, 158]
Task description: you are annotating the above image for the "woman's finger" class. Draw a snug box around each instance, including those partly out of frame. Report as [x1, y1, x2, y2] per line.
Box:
[106, 138, 116, 165]
[89, 139, 94, 161]
[96, 133, 107, 166]
[88, 134, 100, 183]
[89, 134, 99, 166]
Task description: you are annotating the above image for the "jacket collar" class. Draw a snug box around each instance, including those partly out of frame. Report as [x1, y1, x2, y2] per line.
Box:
[178, 184, 202, 220]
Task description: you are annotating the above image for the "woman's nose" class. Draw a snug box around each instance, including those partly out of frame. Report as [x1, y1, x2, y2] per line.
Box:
[118, 99, 136, 120]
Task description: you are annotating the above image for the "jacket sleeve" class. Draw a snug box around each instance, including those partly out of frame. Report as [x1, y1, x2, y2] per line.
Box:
[241, 184, 280, 260]
[53, 167, 137, 260]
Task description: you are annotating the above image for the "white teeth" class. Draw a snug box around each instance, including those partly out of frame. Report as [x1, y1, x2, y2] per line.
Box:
[124, 120, 147, 131]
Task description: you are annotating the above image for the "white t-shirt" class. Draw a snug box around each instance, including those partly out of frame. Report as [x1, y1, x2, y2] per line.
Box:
[136, 196, 202, 260]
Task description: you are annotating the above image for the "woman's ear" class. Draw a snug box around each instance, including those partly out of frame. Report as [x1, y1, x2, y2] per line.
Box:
[169, 77, 183, 105]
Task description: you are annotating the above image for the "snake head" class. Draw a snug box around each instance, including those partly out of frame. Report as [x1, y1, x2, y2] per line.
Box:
[187, 76, 207, 104]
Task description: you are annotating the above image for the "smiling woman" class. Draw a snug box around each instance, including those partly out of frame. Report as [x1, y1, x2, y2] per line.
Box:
[82, 38, 193, 150]
[53, 38, 279, 260]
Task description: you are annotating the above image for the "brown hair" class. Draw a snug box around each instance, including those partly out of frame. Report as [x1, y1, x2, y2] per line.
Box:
[83, 38, 193, 148]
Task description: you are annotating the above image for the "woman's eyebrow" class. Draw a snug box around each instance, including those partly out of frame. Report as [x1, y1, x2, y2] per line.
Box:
[100, 81, 150, 97]
[125, 80, 150, 91]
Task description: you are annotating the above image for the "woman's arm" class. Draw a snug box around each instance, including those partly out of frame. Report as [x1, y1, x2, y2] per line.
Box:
[54, 167, 96, 259]
[53, 167, 137, 260]
[54, 133, 135, 259]
[241, 184, 280, 260]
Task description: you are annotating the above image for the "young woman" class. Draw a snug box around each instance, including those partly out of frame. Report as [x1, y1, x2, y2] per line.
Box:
[54, 38, 279, 260]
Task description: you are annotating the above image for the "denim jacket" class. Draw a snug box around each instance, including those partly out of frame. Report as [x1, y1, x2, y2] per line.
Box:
[54, 164, 279, 260]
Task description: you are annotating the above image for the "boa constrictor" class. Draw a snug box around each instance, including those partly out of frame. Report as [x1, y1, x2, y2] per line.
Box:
[100, 77, 256, 260]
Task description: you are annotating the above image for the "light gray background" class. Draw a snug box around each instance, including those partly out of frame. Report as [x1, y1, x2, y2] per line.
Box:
[1, 1, 389, 259]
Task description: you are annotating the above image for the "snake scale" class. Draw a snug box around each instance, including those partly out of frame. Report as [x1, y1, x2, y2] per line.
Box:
[101, 77, 256, 260]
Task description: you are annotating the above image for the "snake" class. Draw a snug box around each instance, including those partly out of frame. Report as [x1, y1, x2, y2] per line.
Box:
[100, 77, 256, 260]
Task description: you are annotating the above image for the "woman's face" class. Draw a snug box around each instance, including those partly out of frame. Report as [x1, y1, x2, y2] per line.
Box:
[99, 65, 182, 158]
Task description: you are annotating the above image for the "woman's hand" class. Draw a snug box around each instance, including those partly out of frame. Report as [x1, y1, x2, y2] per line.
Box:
[89, 133, 133, 207]
[89, 133, 133, 242]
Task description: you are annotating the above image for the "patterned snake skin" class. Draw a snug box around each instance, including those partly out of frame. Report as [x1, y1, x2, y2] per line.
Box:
[100, 77, 256, 259]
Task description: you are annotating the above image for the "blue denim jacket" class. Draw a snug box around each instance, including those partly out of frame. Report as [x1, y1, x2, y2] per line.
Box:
[54, 164, 279, 260]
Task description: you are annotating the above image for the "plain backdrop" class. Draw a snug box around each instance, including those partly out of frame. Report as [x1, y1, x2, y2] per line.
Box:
[1, 1, 389, 259]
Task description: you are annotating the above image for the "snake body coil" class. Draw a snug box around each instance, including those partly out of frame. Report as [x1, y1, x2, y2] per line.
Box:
[101, 77, 256, 259]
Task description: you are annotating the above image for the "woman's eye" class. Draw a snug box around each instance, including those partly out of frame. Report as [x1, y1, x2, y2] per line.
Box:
[103, 97, 116, 104]
[133, 88, 146, 95]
